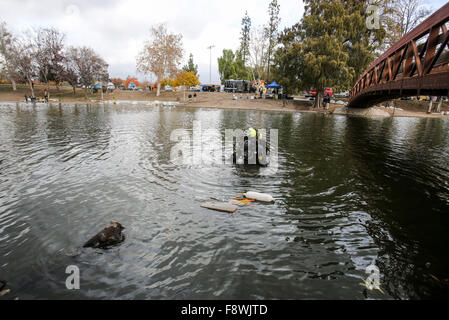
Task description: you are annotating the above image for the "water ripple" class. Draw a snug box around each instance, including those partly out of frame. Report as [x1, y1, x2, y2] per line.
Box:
[0, 104, 448, 299]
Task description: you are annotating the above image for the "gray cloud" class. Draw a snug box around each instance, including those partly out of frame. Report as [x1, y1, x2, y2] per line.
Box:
[0, 0, 306, 83]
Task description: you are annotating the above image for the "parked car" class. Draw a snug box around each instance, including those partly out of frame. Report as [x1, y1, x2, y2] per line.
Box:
[305, 88, 333, 99]
[189, 86, 201, 92]
[92, 82, 106, 93]
[127, 83, 138, 90]
[304, 89, 316, 98]
[224, 80, 252, 93]
[201, 84, 221, 92]
[201, 85, 215, 92]
[334, 91, 349, 98]
[107, 82, 115, 92]
[164, 85, 173, 92]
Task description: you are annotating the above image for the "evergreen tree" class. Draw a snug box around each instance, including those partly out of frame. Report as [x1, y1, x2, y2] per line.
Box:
[272, 24, 304, 95]
[343, 1, 386, 82]
[264, 0, 281, 83]
[239, 11, 251, 66]
[218, 49, 237, 84]
[298, 0, 387, 107]
[234, 50, 251, 80]
[182, 53, 198, 76]
[217, 49, 250, 84]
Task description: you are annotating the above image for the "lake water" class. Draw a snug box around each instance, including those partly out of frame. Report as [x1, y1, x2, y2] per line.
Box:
[0, 102, 448, 300]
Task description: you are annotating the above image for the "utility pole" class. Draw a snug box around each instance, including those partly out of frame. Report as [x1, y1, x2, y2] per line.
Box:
[207, 45, 215, 84]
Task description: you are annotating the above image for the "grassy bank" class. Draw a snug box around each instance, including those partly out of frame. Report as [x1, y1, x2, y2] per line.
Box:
[0, 83, 182, 102]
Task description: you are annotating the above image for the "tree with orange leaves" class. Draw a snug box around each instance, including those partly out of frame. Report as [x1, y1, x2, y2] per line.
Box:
[173, 71, 200, 87]
[125, 77, 140, 87]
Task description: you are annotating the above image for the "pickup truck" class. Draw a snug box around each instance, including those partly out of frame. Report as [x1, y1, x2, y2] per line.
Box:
[305, 88, 333, 99]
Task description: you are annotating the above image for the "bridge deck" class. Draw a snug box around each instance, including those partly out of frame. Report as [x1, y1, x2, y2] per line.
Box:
[349, 3, 449, 108]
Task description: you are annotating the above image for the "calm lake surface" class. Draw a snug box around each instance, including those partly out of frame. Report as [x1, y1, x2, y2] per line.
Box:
[0, 102, 448, 300]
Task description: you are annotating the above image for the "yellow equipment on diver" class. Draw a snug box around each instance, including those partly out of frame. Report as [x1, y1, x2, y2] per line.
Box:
[248, 128, 263, 139]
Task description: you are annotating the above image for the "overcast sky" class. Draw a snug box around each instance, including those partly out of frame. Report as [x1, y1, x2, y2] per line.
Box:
[0, 0, 446, 84]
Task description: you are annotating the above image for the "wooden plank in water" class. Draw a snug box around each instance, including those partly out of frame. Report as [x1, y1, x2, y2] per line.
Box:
[201, 202, 238, 213]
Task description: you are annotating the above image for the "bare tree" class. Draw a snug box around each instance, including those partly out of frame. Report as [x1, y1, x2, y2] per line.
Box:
[382, 0, 432, 47]
[13, 34, 38, 97]
[64, 46, 79, 95]
[70, 46, 109, 98]
[136, 24, 183, 96]
[0, 21, 19, 91]
[249, 26, 269, 81]
[34, 27, 66, 92]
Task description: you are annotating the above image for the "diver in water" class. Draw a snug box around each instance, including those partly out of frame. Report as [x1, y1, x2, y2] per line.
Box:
[233, 127, 269, 166]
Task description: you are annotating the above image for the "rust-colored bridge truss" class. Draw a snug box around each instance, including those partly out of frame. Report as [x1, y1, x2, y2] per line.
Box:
[348, 3, 449, 108]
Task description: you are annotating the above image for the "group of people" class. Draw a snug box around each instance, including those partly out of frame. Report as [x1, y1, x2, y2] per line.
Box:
[187, 92, 197, 102]
[24, 89, 49, 103]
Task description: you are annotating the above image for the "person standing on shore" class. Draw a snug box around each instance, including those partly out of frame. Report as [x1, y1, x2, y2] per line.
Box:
[324, 93, 330, 110]
[43, 89, 49, 102]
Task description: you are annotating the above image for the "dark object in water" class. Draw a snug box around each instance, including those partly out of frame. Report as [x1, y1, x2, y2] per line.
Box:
[233, 136, 270, 167]
[0, 280, 6, 291]
[83, 221, 125, 249]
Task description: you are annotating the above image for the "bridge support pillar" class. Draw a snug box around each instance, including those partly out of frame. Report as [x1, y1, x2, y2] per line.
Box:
[436, 97, 443, 113]
[427, 99, 433, 114]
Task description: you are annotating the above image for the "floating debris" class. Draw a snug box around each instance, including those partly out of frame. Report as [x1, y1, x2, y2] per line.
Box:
[229, 200, 246, 206]
[244, 192, 275, 203]
[430, 274, 449, 287]
[232, 198, 255, 206]
[83, 221, 125, 249]
[0, 281, 10, 297]
[0, 289, 11, 297]
[201, 202, 238, 214]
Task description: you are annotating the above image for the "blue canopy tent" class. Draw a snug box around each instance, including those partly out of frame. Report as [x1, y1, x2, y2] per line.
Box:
[92, 82, 105, 93]
[266, 81, 282, 89]
[266, 81, 283, 99]
[92, 82, 103, 89]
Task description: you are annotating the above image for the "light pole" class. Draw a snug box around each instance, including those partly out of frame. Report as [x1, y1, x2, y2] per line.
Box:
[207, 45, 215, 84]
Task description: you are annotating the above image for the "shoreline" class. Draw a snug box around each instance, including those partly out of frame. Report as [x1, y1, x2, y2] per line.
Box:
[1, 85, 448, 119]
[2, 98, 449, 119]
[3, 99, 448, 119]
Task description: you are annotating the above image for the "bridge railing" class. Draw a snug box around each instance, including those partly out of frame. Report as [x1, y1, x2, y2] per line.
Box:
[350, 3, 449, 103]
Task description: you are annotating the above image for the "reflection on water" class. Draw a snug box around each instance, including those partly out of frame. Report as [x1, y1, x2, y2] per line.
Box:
[0, 102, 448, 299]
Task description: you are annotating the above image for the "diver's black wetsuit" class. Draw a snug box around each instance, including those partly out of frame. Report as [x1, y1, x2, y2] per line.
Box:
[233, 133, 269, 166]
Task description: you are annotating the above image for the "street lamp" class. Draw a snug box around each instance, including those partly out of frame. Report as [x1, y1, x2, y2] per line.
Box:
[207, 45, 215, 84]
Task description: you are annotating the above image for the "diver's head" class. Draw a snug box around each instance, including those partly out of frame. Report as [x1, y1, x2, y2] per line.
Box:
[247, 128, 263, 140]
[248, 127, 257, 139]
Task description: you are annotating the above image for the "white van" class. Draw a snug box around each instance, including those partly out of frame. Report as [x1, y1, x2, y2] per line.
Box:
[107, 82, 115, 91]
